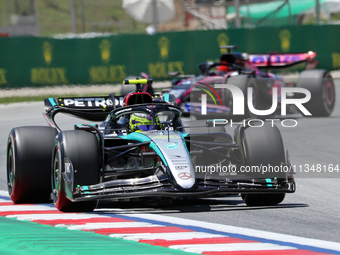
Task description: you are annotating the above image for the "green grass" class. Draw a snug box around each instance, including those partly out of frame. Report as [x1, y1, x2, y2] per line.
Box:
[0, 217, 194, 255]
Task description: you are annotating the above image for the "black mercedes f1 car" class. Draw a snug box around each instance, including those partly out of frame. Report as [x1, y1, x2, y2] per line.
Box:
[7, 79, 295, 212]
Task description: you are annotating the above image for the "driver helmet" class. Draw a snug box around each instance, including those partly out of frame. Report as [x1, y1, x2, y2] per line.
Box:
[216, 60, 230, 72]
[130, 113, 161, 132]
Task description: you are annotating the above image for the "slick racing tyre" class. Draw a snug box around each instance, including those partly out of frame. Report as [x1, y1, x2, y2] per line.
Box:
[52, 130, 100, 212]
[241, 193, 285, 206]
[225, 75, 258, 120]
[240, 123, 286, 206]
[296, 69, 335, 117]
[7, 126, 58, 203]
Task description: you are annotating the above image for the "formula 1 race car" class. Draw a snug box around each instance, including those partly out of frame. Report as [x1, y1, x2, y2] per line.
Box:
[169, 46, 336, 119]
[7, 79, 295, 212]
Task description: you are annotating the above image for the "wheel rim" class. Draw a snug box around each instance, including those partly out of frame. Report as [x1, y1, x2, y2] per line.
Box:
[7, 144, 14, 195]
[52, 146, 60, 198]
[324, 81, 335, 107]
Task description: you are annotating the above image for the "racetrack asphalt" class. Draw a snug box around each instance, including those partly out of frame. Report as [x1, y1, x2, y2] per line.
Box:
[0, 81, 340, 244]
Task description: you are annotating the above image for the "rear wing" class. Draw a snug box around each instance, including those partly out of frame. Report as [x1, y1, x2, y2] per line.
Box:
[44, 96, 123, 122]
[44, 93, 175, 122]
[249, 51, 317, 69]
[44, 79, 154, 111]
[45, 96, 123, 110]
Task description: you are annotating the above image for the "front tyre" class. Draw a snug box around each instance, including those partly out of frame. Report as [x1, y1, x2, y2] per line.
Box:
[241, 193, 285, 206]
[240, 123, 286, 206]
[52, 130, 100, 212]
[7, 126, 57, 203]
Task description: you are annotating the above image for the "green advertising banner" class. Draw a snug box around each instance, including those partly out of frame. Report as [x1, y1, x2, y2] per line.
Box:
[0, 24, 339, 88]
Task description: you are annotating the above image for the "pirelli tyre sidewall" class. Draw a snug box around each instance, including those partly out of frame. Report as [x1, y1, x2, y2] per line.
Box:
[296, 69, 336, 117]
[7, 126, 58, 203]
[52, 130, 100, 212]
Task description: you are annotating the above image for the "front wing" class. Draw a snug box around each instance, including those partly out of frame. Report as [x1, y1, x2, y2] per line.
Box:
[71, 173, 295, 202]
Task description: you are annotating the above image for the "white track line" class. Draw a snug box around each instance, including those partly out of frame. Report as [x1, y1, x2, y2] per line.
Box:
[109, 232, 226, 241]
[0, 191, 9, 197]
[0, 205, 57, 211]
[169, 243, 296, 253]
[6, 213, 112, 221]
[62, 222, 162, 230]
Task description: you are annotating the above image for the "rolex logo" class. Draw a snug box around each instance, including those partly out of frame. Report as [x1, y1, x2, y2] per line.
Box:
[99, 39, 111, 64]
[217, 33, 230, 54]
[279, 29, 291, 52]
[43, 41, 53, 65]
[158, 36, 170, 59]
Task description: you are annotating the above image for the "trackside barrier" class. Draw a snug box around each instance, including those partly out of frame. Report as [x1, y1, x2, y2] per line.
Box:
[0, 24, 339, 88]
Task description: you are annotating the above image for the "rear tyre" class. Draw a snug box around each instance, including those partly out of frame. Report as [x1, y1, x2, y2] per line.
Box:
[296, 69, 335, 117]
[226, 75, 258, 120]
[240, 123, 286, 206]
[52, 130, 100, 212]
[7, 126, 58, 203]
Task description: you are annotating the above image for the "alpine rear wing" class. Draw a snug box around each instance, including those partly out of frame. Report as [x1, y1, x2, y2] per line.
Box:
[249, 51, 317, 69]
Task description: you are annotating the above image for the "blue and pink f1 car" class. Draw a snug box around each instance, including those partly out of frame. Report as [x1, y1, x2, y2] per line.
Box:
[169, 46, 335, 119]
